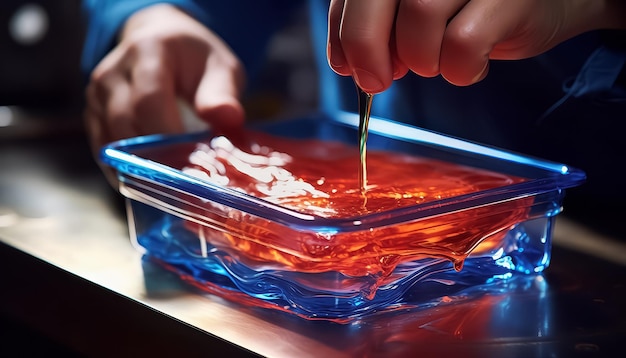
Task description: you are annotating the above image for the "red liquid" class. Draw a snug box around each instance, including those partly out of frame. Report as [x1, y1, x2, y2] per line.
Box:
[159, 131, 531, 294]
[183, 132, 527, 218]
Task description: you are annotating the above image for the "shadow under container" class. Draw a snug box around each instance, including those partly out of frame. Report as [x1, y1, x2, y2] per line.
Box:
[100, 112, 586, 323]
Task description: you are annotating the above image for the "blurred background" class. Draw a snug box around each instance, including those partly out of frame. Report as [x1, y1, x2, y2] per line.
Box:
[0, 0, 84, 138]
[0, 1, 318, 355]
[0, 0, 318, 141]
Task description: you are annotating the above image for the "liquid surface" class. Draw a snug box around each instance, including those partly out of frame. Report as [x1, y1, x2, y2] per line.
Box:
[176, 131, 532, 276]
[181, 132, 527, 218]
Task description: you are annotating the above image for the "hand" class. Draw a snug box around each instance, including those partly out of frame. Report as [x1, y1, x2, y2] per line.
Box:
[327, 0, 626, 92]
[85, 4, 246, 159]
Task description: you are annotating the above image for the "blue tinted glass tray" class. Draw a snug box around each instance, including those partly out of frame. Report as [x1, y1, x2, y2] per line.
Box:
[101, 112, 586, 322]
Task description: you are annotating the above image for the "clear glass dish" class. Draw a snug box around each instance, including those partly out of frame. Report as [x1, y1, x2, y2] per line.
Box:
[101, 112, 586, 323]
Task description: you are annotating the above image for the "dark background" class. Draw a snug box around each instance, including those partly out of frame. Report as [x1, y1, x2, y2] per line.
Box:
[0, 1, 316, 355]
[0, 0, 318, 141]
[0, 0, 85, 138]
[0, 1, 624, 355]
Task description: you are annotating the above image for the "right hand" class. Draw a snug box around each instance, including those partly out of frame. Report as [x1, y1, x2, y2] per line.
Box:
[85, 4, 246, 159]
[327, 0, 626, 93]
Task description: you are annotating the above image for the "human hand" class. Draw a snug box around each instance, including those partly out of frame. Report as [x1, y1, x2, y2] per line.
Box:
[327, 0, 626, 92]
[85, 4, 246, 160]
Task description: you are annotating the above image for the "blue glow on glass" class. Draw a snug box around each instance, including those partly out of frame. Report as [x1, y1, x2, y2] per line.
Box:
[103, 114, 585, 321]
[491, 247, 505, 260]
[335, 111, 571, 173]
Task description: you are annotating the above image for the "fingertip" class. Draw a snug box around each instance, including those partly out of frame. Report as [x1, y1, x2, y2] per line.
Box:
[327, 0, 349, 76]
[192, 53, 246, 130]
[196, 98, 245, 130]
[439, 2, 503, 87]
[470, 60, 490, 84]
[392, 57, 409, 80]
[327, 44, 351, 76]
[442, 60, 489, 86]
[197, 100, 246, 142]
[353, 68, 387, 94]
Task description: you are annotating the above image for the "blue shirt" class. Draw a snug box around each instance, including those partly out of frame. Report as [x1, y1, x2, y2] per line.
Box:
[82, 0, 626, 209]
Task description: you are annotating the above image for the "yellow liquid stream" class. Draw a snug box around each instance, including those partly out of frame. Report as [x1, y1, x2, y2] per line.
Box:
[357, 86, 373, 196]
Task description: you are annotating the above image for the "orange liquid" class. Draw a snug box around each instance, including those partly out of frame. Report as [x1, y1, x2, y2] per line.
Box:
[179, 131, 532, 294]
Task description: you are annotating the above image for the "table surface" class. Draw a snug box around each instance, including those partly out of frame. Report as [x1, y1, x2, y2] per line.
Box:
[1, 134, 625, 357]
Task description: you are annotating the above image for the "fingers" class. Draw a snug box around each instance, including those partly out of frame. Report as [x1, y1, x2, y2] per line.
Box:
[389, 31, 409, 80]
[397, 0, 538, 86]
[104, 76, 136, 138]
[193, 44, 246, 132]
[330, 0, 400, 93]
[331, 0, 550, 87]
[87, 53, 134, 148]
[395, 0, 469, 78]
[84, 75, 126, 190]
[87, 44, 182, 150]
[327, 0, 349, 75]
[439, 0, 519, 86]
[129, 45, 183, 134]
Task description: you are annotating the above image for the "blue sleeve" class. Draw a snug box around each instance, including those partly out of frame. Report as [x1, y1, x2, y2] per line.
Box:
[81, 0, 303, 80]
[81, 0, 209, 76]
